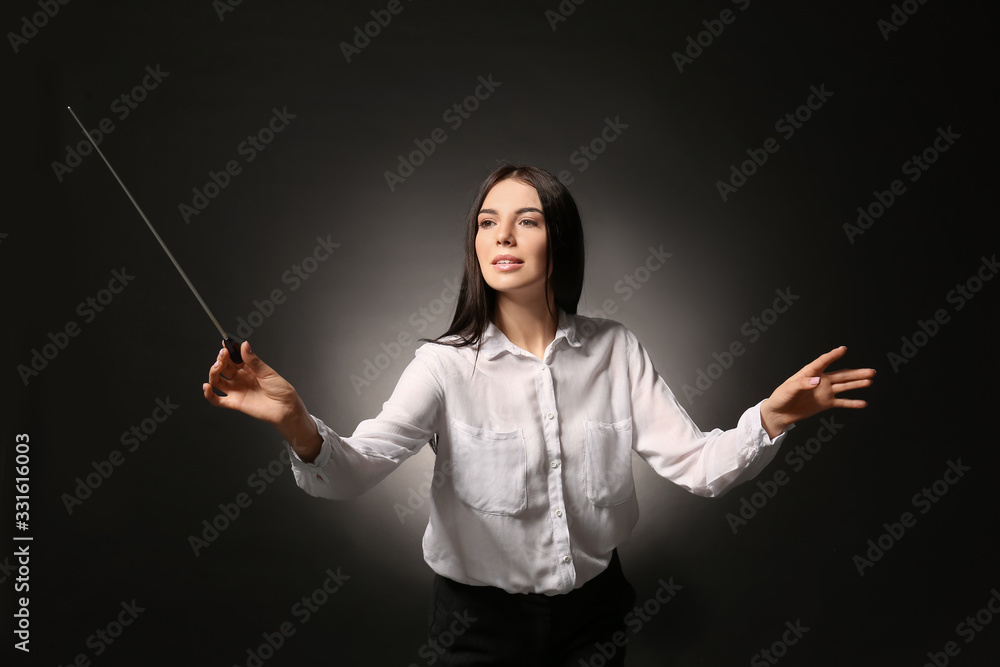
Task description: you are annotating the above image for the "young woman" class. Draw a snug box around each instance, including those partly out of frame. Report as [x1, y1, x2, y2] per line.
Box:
[203, 165, 874, 665]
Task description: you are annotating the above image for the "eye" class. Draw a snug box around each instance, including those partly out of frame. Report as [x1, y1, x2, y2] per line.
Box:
[519, 218, 540, 227]
[477, 219, 495, 229]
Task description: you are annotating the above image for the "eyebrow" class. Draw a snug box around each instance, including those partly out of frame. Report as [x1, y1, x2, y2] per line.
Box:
[478, 207, 544, 216]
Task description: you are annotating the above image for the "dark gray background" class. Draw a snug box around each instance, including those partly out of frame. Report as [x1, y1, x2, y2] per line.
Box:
[4, 0, 997, 665]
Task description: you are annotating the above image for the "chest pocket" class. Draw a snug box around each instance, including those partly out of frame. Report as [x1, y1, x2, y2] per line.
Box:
[584, 417, 635, 507]
[448, 418, 527, 515]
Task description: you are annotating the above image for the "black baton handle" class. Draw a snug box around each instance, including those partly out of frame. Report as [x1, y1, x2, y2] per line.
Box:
[224, 337, 244, 364]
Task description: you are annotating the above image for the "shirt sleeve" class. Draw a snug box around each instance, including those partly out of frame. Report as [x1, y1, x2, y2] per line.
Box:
[625, 328, 791, 497]
[287, 344, 444, 500]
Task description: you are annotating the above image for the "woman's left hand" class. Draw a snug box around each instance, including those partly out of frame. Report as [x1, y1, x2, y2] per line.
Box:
[760, 346, 875, 439]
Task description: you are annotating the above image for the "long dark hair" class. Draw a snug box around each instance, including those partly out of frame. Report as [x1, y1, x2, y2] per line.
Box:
[429, 164, 586, 351]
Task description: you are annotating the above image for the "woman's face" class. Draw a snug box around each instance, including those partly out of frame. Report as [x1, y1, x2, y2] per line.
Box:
[475, 178, 551, 302]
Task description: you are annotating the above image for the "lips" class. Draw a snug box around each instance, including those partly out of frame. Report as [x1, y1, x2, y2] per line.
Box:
[490, 254, 524, 272]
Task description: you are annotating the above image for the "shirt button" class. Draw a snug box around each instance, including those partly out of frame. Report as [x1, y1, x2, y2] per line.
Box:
[546, 412, 554, 419]
[555, 510, 563, 518]
[550, 460, 559, 468]
[562, 555, 571, 564]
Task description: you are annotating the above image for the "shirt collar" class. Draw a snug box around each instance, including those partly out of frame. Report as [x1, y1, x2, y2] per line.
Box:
[479, 308, 581, 360]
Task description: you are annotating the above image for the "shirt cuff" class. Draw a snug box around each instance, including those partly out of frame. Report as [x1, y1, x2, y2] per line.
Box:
[286, 415, 333, 474]
[750, 399, 793, 448]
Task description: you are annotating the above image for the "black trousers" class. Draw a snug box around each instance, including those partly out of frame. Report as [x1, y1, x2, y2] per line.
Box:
[425, 550, 637, 667]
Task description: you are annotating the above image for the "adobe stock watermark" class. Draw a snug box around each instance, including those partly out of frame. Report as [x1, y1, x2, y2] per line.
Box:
[576, 244, 673, 325]
[750, 619, 810, 666]
[852, 458, 971, 577]
[188, 444, 294, 556]
[725, 416, 844, 535]
[213, 0, 245, 21]
[16, 267, 136, 386]
[921, 587, 1000, 667]
[55, 599, 145, 665]
[672, 0, 752, 73]
[178, 106, 297, 224]
[340, 0, 415, 62]
[682, 287, 800, 404]
[886, 253, 996, 373]
[544, 0, 588, 31]
[383, 74, 502, 192]
[232, 566, 350, 667]
[7, 0, 73, 54]
[350, 277, 459, 395]
[231, 234, 340, 340]
[394, 460, 454, 524]
[556, 116, 629, 186]
[52, 65, 171, 182]
[61, 396, 180, 514]
[716, 84, 834, 202]
[0, 553, 18, 585]
[12, 544, 30, 652]
[843, 125, 961, 244]
[407, 609, 478, 667]
[877, 0, 930, 41]
[579, 577, 683, 667]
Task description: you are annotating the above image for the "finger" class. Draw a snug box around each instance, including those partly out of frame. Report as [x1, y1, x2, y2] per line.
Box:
[825, 367, 877, 382]
[799, 376, 822, 390]
[217, 345, 235, 373]
[208, 357, 234, 388]
[217, 346, 249, 381]
[831, 378, 873, 394]
[239, 340, 271, 376]
[219, 363, 242, 382]
[203, 382, 225, 406]
[203, 381, 242, 410]
[832, 397, 868, 409]
[802, 346, 848, 376]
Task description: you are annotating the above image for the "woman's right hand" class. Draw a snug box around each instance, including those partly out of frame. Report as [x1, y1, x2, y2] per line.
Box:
[203, 341, 322, 460]
[203, 341, 299, 424]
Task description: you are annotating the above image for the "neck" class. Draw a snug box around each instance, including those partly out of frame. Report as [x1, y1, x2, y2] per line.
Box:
[492, 291, 559, 359]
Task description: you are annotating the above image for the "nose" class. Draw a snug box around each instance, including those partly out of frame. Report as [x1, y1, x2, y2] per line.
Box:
[496, 222, 514, 246]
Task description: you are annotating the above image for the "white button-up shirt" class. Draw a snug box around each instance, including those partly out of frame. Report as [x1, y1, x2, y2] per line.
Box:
[289, 310, 788, 595]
